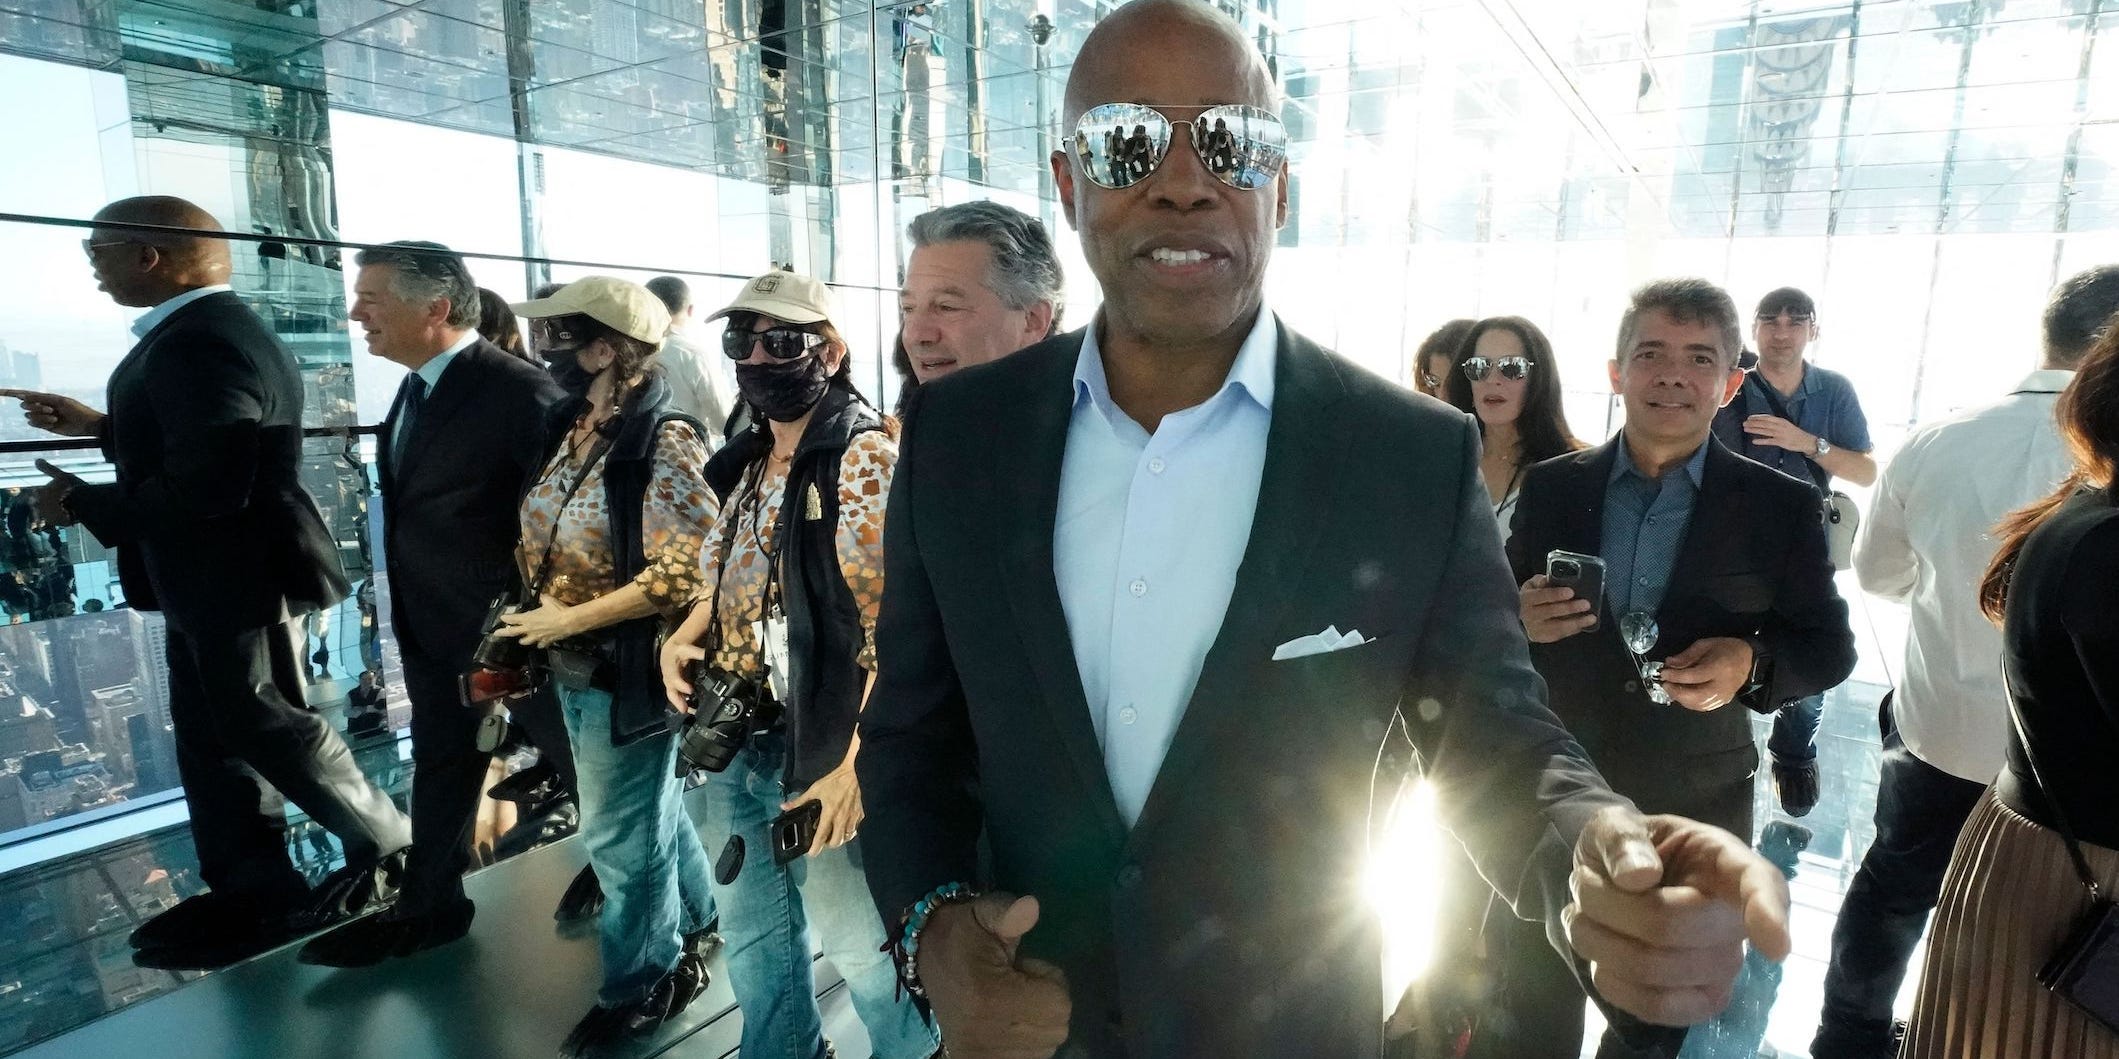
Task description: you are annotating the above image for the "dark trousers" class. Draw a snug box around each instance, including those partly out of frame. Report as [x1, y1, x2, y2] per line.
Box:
[400, 648, 573, 911]
[1812, 696, 1986, 1057]
[1479, 776, 1751, 1059]
[167, 616, 410, 905]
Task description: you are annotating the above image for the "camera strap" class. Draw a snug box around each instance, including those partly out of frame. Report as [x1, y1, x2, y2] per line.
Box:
[523, 427, 615, 601]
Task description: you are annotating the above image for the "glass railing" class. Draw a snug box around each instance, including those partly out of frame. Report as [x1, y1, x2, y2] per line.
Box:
[0, 430, 396, 855]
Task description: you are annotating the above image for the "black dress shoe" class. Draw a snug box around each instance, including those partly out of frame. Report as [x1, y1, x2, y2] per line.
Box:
[555, 864, 604, 922]
[133, 919, 298, 970]
[287, 848, 409, 934]
[130, 891, 292, 950]
[1773, 759, 1822, 818]
[297, 898, 475, 967]
[487, 760, 560, 804]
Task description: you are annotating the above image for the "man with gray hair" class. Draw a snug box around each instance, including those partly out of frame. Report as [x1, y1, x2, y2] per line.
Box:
[301, 240, 566, 967]
[896, 199, 1063, 389]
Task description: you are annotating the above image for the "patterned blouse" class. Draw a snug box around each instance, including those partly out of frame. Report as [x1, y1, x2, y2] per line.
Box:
[698, 430, 895, 678]
[516, 420, 717, 615]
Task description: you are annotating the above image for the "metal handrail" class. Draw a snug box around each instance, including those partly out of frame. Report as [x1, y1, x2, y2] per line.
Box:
[0, 423, 381, 457]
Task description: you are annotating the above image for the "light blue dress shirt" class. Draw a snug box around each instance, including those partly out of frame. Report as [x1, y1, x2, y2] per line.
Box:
[1601, 437, 1709, 621]
[392, 329, 478, 453]
[129, 284, 232, 339]
[1054, 308, 1278, 827]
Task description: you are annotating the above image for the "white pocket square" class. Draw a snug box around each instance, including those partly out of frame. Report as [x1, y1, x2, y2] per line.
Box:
[1271, 625, 1375, 661]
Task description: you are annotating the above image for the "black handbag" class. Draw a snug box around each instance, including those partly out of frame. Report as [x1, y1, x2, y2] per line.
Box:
[2005, 669, 2119, 1034]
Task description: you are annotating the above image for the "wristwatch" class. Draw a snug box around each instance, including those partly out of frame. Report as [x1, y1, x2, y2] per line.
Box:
[1813, 436, 1832, 457]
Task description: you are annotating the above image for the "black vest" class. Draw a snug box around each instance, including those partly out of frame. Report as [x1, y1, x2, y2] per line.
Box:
[704, 382, 885, 791]
[536, 371, 705, 746]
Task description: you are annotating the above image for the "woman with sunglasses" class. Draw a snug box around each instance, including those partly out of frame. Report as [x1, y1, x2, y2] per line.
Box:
[1444, 316, 1584, 539]
[498, 277, 721, 1056]
[658, 271, 938, 1059]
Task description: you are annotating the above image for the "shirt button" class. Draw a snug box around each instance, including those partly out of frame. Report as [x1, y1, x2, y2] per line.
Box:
[1119, 706, 1138, 725]
[1147, 457, 1167, 474]
[1638, 577, 1650, 586]
[1130, 579, 1147, 597]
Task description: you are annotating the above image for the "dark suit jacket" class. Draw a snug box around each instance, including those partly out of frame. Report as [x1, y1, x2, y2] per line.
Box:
[70, 291, 348, 635]
[378, 339, 562, 664]
[1505, 436, 1856, 832]
[859, 323, 1635, 1057]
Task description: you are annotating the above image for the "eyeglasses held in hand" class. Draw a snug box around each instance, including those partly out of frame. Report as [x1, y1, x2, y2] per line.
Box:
[1070, 102, 1289, 191]
[1461, 356, 1532, 382]
[722, 327, 827, 361]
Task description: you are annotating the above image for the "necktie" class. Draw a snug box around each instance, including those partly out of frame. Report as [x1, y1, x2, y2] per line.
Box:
[392, 374, 427, 477]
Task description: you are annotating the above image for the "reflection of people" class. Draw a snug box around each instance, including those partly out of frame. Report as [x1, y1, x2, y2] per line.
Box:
[660, 272, 938, 1059]
[3, 195, 409, 971]
[0, 486, 74, 621]
[301, 241, 568, 969]
[507, 277, 720, 1056]
[1904, 329, 2119, 1058]
[346, 669, 388, 741]
[859, 5, 1790, 1056]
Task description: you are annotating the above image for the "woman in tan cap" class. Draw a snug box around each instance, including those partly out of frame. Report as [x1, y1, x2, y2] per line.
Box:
[492, 275, 722, 1056]
[658, 270, 938, 1058]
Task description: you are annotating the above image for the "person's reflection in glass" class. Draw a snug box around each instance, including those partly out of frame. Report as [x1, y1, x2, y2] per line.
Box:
[0, 486, 75, 621]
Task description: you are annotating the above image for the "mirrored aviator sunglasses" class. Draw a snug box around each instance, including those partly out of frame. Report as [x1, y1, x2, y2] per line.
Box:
[1071, 102, 1289, 191]
[1462, 356, 1532, 382]
[721, 326, 827, 362]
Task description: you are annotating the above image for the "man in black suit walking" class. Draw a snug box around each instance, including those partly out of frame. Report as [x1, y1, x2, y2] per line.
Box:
[299, 240, 568, 966]
[7, 196, 409, 969]
[855, 5, 1795, 1057]
[1503, 278, 1857, 1056]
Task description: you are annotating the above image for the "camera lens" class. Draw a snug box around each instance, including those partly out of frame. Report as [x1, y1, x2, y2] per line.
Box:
[1553, 559, 1579, 579]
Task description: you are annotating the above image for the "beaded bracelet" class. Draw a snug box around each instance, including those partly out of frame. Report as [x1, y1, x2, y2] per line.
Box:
[889, 881, 981, 1000]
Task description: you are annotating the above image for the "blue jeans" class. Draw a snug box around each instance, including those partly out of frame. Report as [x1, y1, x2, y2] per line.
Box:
[556, 684, 716, 1007]
[699, 733, 938, 1059]
[1768, 692, 1825, 765]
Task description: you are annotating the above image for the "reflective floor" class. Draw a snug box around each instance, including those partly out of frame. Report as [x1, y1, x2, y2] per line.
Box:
[3, 786, 866, 1059]
[2, 677, 1904, 1059]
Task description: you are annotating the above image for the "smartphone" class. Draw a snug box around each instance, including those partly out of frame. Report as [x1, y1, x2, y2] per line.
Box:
[1545, 550, 1607, 629]
[769, 800, 823, 866]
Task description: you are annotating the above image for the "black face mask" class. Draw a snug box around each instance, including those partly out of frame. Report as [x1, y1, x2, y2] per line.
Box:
[736, 355, 832, 422]
[542, 343, 597, 395]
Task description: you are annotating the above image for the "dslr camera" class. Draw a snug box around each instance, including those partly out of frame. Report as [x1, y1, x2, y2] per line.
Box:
[459, 592, 547, 708]
[675, 660, 781, 775]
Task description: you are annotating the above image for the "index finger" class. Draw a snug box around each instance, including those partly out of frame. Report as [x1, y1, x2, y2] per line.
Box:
[1522, 585, 1580, 607]
[1650, 818, 1793, 961]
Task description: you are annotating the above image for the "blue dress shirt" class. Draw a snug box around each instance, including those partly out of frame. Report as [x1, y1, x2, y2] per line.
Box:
[1054, 308, 1278, 827]
[1601, 437, 1710, 623]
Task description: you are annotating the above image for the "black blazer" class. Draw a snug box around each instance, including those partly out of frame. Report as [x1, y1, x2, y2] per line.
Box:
[378, 339, 562, 664]
[1505, 436, 1855, 829]
[859, 323, 1635, 1057]
[69, 291, 349, 635]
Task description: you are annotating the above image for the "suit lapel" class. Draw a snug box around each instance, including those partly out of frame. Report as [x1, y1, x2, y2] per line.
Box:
[1661, 438, 1746, 612]
[992, 335, 1129, 843]
[1125, 325, 1350, 854]
[1556, 441, 1618, 561]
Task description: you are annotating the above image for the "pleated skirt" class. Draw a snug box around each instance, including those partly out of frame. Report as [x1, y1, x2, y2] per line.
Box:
[1903, 787, 2119, 1058]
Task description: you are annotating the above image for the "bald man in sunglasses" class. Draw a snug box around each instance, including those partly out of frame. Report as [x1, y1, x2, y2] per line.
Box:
[856, 3, 1793, 1057]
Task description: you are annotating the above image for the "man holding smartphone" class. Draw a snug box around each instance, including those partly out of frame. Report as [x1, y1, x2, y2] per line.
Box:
[1496, 279, 1857, 1057]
